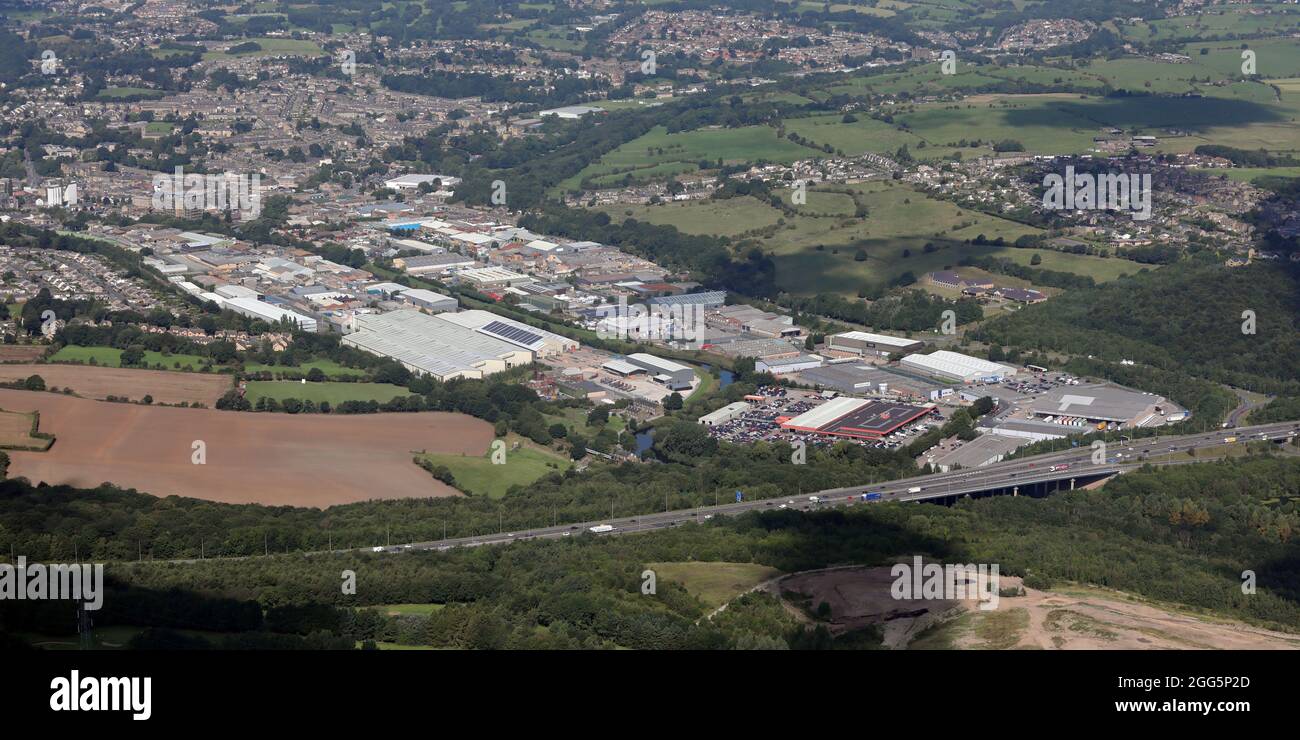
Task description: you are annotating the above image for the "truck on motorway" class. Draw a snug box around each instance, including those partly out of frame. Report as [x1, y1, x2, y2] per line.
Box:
[588, 524, 614, 533]
[808, 495, 821, 503]
[907, 486, 922, 494]
[1048, 464, 1071, 472]
[1224, 436, 1237, 444]
[861, 492, 883, 502]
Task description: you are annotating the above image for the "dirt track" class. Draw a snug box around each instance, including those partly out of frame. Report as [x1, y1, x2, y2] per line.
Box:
[0, 364, 231, 406]
[0, 389, 493, 507]
[774, 566, 1300, 650]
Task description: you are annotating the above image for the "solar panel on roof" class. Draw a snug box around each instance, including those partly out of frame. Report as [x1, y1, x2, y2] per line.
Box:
[482, 320, 544, 348]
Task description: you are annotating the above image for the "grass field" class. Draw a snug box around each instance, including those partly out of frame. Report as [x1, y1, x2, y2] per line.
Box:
[559, 124, 814, 193]
[52, 345, 211, 371]
[242, 380, 412, 405]
[95, 87, 164, 100]
[603, 181, 1053, 294]
[203, 37, 322, 60]
[647, 562, 784, 610]
[244, 358, 367, 379]
[417, 439, 570, 499]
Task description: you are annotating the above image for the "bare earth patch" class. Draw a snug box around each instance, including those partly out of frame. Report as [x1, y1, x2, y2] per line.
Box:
[0, 346, 48, 362]
[0, 364, 232, 406]
[771, 566, 1300, 650]
[0, 389, 493, 507]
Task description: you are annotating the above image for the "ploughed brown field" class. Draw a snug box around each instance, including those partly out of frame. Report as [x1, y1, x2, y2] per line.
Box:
[0, 389, 493, 506]
[0, 364, 231, 406]
[0, 346, 48, 362]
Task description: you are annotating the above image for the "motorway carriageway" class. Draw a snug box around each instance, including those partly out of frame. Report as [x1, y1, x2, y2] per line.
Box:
[363, 420, 1300, 556]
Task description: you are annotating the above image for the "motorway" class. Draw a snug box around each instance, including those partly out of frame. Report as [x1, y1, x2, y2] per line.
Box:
[367, 420, 1300, 556]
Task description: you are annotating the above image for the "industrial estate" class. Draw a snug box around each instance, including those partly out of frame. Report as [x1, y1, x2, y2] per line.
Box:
[0, 0, 1298, 676]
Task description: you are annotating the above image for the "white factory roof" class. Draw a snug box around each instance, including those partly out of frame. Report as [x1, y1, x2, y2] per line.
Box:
[392, 238, 442, 252]
[627, 352, 691, 374]
[383, 173, 461, 189]
[344, 310, 527, 379]
[450, 232, 496, 245]
[222, 295, 316, 328]
[602, 359, 642, 375]
[457, 266, 532, 284]
[699, 401, 751, 425]
[783, 397, 870, 430]
[901, 350, 1016, 379]
[398, 288, 456, 306]
[435, 309, 576, 353]
[833, 330, 920, 348]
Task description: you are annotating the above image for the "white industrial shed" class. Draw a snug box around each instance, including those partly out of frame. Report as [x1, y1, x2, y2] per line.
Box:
[221, 295, 318, 332]
[342, 310, 532, 381]
[435, 309, 577, 356]
[899, 350, 1017, 382]
[827, 330, 924, 356]
[698, 401, 750, 426]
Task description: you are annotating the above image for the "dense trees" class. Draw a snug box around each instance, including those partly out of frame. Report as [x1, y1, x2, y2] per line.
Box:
[6, 455, 1297, 649]
[971, 263, 1300, 396]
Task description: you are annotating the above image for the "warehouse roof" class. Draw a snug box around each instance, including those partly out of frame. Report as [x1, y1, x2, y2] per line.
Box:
[832, 330, 923, 349]
[901, 350, 1017, 379]
[345, 310, 526, 378]
[627, 352, 692, 374]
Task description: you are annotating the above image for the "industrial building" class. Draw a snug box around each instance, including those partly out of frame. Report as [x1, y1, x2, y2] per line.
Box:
[435, 309, 578, 357]
[792, 362, 952, 400]
[395, 253, 477, 275]
[924, 434, 1026, 472]
[1025, 383, 1178, 428]
[698, 401, 751, 426]
[397, 289, 457, 313]
[756, 354, 823, 375]
[220, 295, 317, 332]
[456, 266, 533, 290]
[781, 397, 934, 440]
[342, 310, 531, 381]
[645, 290, 727, 310]
[602, 352, 695, 390]
[899, 350, 1017, 383]
[826, 331, 924, 357]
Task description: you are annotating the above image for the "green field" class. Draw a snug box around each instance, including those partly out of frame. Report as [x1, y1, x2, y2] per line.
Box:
[95, 87, 164, 100]
[52, 345, 211, 370]
[559, 124, 815, 193]
[203, 37, 322, 60]
[601, 181, 1069, 295]
[418, 441, 570, 499]
[244, 358, 367, 379]
[647, 562, 784, 610]
[242, 380, 412, 405]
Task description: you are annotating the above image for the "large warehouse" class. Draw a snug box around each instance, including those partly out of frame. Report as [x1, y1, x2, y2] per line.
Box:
[220, 295, 317, 332]
[1025, 383, 1178, 428]
[899, 350, 1017, 383]
[826, 331, 924, 357]
[342, 310, 532, 381]
[434, 309, 578, 357]
[627, 352, 695, 390]
[781, 397, 934, 440]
